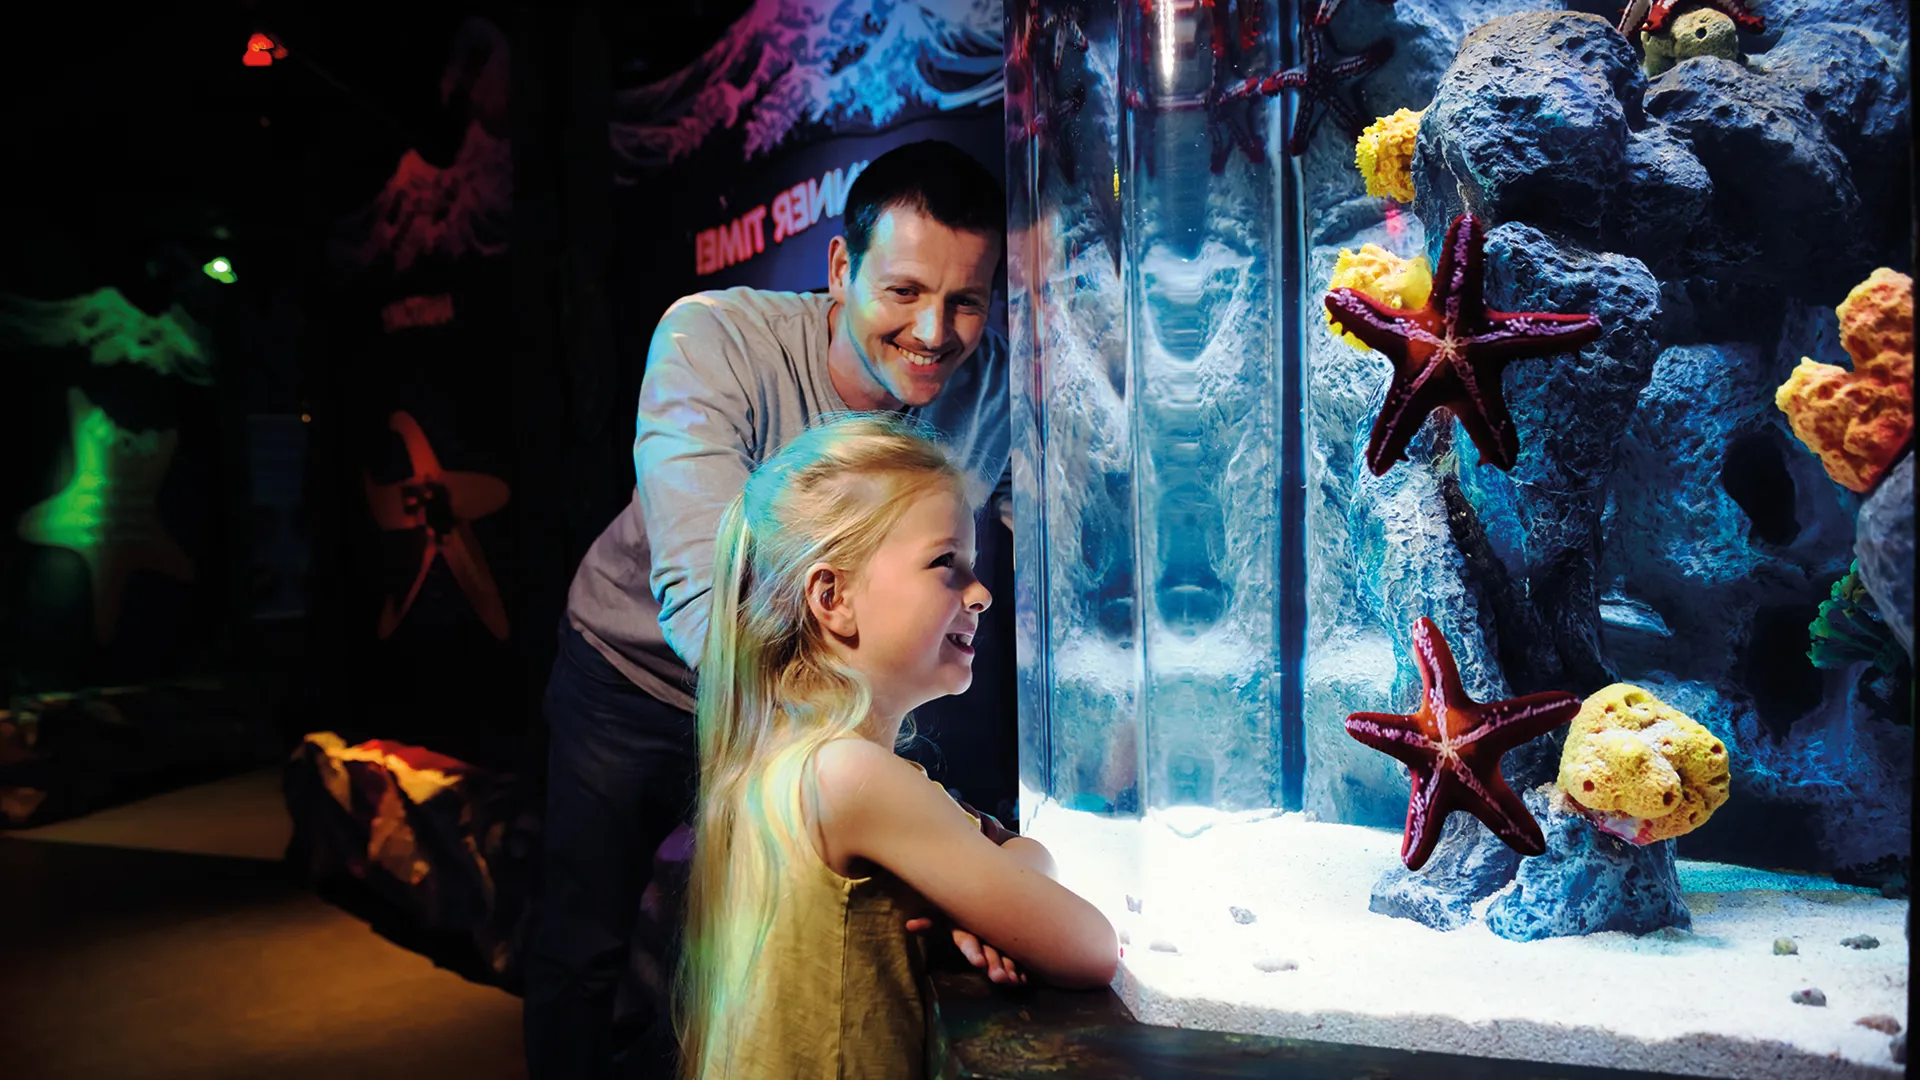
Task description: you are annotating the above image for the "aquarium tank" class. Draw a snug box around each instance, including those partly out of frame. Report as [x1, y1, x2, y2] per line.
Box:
[1005, 0, 1914, 1075]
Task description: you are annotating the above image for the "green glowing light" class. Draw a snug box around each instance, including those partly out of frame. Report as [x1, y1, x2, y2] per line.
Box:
[0, 288, 215, 385]
[16, 388, 195, 642]
[203, 257, 237, 284]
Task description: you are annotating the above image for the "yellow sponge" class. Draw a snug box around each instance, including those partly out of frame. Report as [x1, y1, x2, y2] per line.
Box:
[1355, 108, 1423, 203]
[1325, 244, 1433, 350]
[1557, 684, 1731, 845]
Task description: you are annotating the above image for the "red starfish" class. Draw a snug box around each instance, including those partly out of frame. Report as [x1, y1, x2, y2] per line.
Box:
[1323, 212, 1604, 476]
[1120, 0, 1393, 175]
[1217, 0, 1395, 162]
[363, 411, 511, 641]
[1346, 618, 1581, 871]
[1627, 0, 1766, 37]
[1006, 0, 1090, 167]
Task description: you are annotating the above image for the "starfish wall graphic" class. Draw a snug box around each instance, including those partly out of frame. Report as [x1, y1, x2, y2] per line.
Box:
[1345, 618, 1581, 871]
[17, 388, 195, 643]
[363, 411, 510, 641]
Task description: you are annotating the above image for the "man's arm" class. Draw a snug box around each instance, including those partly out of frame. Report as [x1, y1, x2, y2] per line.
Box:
[635, 297, 760, 673]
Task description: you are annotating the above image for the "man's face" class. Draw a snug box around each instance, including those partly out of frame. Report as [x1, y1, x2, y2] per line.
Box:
[827, 205, 1000, 409]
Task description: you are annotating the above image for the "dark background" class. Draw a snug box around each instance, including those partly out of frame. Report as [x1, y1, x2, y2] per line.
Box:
[0, 0, 1015, 820]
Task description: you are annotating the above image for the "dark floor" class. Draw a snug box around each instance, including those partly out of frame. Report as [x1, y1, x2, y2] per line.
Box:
[1, 770, 525, 1080]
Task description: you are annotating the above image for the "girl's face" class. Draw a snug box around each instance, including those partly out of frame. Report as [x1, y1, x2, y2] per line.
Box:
[839, 486, 991, 721]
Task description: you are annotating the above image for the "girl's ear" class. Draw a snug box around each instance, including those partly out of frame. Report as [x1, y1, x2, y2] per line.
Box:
[806, 564, 858, 639]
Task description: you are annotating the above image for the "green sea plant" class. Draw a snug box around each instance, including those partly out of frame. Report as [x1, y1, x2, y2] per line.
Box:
[1808, 563, 1908, 675]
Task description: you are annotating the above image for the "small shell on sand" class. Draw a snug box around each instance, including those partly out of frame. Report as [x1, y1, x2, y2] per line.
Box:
[1791, 988, 1828, 1007]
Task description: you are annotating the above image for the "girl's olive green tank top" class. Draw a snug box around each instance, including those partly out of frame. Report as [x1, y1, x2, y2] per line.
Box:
[713, 761, 963, 1079]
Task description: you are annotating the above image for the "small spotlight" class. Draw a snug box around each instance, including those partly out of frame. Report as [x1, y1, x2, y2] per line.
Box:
[203, 257, 238, 284]
[244, 32, 287, 68]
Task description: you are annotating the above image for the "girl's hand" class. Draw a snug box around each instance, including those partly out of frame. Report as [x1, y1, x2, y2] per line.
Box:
[905, 917, 1028, 985]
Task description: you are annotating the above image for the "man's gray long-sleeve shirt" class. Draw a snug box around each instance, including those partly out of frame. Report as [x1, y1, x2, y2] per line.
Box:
[566, 287, 1011, 713]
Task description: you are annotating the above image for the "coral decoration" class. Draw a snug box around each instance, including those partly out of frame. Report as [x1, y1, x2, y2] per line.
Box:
[1323, 212, 1604, 475]
[1557, 684, 1731, 845]
[364, 411, 511, 640]
[1808, 562, 1908, 676]
[1345, 618, 1581, 871]
[1638, 8, 1739, 77]
[1776, 268, 1914, 493]
[1627, 0, 1765, 37]
[1325, 244, 1433, 350]
[16, 388, 195, 643]
[336, 123, 511, 272]
[0, 288, 215, 386]
[1839, 267, 1914, 367]
[1355, 107, 1423, 202]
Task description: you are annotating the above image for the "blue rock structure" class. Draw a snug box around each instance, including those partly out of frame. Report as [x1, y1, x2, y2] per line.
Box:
[1486, 786, 1692, 942]
[1643, 56, 1865, 290]
[1856, 454, 1916, 661]
[1413, 14, 1643, 237]
[1465, 224, 1663, 693]
[1296, 0, 1912, 876]
[1303, 0, 1913, 878]
[1369, 812, 1521, 931]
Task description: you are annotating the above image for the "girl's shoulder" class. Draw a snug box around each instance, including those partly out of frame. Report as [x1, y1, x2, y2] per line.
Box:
[810, 737, 931, 804]
[809, 738, 959, 855]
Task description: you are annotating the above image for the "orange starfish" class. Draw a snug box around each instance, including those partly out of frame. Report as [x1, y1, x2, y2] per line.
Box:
[1346, 618, 1580, 871]
[363, 411, 510, 640]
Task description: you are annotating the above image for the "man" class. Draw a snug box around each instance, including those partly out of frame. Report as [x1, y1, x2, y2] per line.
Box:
[524, 140, 1011, 1078]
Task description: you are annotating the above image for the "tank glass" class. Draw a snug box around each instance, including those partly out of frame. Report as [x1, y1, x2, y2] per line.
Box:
[1007, 0, 1913, 1075]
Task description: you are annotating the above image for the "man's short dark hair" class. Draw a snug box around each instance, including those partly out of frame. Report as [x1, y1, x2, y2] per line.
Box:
[842, 141, 1005, 276]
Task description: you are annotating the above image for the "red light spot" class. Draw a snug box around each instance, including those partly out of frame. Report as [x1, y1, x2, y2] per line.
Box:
[1384, 205, 1408, 243]
[244, 32, 285, 67]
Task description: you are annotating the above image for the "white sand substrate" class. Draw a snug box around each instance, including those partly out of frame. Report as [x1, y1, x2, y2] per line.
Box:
[1024, 795, 1909, 1079]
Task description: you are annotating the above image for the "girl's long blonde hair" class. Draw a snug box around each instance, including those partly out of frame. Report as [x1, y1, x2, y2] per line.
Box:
[677, 411, 972, 1079]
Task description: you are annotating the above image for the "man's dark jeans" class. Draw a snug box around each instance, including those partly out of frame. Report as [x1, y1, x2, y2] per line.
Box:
[524, 620, 696, 1079]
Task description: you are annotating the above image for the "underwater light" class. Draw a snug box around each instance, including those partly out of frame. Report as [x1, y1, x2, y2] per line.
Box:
[203, 257, 237, 284]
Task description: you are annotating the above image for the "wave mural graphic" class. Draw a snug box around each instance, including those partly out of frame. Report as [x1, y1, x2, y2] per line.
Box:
[610, 0, 1003, 174]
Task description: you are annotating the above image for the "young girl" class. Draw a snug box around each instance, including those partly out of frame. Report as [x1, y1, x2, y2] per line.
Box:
[676, 412, 1118, 1080]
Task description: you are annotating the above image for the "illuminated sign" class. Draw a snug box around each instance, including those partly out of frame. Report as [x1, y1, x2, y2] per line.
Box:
[694, 159, 868, 277]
